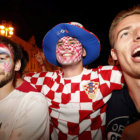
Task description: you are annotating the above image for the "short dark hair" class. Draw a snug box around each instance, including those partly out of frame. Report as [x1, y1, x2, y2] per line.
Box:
[19, 47, 29, 76]
[109, 5, 140, 48]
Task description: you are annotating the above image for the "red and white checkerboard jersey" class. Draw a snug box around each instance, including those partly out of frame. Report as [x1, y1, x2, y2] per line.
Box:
[24, 65, 123, 140]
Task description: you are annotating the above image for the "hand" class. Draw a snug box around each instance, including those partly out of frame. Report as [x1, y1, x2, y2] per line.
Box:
[121, 120, 140, 140]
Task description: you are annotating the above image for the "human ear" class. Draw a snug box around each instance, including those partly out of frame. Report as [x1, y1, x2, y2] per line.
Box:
[111, 48, 118, 60]
[14, 60, 21, 71]
[82, 48, 86, 57]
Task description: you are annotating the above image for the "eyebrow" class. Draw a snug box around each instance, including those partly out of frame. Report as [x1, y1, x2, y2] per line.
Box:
[57, 40, 63, 44]
[116, 26, 131, 38]
[68, 38, 77, 41]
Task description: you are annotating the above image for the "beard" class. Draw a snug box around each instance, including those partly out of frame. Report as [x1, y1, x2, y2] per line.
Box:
[0, 67, 15, 88]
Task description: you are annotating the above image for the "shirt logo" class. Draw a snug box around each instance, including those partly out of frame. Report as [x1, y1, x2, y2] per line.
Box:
[83, 81, 99, 99]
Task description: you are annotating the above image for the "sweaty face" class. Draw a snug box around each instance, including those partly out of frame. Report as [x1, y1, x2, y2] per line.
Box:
[56, 36, 83, 66]
[112, 14, 140, 78]
[0, 44, 15, 88]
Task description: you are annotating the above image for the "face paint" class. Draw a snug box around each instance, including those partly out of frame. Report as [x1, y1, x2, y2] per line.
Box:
[56, 36, 83, 65]
[0, 44, 15, 88]
[0, 44, 12, 72]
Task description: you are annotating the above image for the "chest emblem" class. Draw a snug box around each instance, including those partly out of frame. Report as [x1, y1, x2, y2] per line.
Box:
[83, 81, 99, 99]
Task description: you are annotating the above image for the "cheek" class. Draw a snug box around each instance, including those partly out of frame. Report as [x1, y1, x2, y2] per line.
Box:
[56, 49, 61, 59]
[74, 45, 83, 55]
[56, 46, 63, 54]
[2, 62, 12, 72]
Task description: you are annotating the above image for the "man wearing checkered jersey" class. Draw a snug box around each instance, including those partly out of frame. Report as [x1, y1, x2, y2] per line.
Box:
[24, 22, 123, 140]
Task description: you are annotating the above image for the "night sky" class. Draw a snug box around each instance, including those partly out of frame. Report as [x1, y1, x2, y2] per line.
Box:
[0, 0, 139, 67]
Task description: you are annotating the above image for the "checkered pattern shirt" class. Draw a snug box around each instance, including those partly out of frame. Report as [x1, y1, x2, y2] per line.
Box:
[24, 66, 123, 140]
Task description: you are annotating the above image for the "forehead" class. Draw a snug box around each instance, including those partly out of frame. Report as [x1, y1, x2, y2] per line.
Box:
[57, 36, 78, 43]
[115, 14, 140, 35]
[0, 43, 11, 55]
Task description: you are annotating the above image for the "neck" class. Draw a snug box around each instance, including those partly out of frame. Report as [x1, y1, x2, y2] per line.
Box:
[0, 81, 14, 100]
[15, 78, 24, 88]
[62, 61, 84, 78]
[123, 72, 140, 112]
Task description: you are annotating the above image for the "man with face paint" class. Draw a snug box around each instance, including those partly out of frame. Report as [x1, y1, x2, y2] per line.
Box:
[0, 45, 14, 88]
[24, 22, 124, 140]
[0, 36, 49, 140]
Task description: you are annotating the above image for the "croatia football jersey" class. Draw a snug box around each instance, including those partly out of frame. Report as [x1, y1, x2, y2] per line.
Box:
[24, 66, 123, 140]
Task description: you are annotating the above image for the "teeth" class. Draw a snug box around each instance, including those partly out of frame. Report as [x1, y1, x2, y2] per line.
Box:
[133, 48, 140, 55]
[63, 54, 72, 56]
[132, 47, 140, 57]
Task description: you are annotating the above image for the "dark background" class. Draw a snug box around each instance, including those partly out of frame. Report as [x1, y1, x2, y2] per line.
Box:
[0, 0, 139, 67]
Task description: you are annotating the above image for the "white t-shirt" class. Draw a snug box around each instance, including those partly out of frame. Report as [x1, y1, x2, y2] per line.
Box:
[0, 89, 49, 140]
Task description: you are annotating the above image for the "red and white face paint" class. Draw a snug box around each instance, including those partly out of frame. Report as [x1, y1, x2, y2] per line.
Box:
[56, 36, 83, 65]
[0, 44, 12, 72]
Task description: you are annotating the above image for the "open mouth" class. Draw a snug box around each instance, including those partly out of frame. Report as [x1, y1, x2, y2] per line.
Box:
[62, 54, 72, 57]
[132, 47, 140, 58]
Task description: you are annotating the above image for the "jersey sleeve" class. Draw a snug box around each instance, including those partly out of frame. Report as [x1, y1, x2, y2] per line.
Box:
[24, 72, 39, 87]
[24, 71, 55, 92]
[16, 80, 39, 92]
[98, 65, 124, 92]
[9, 92, 50, 140]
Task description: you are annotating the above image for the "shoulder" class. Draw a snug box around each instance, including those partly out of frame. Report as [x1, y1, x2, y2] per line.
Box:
[22, 91, 47, 103]
[106, 86, 129, 117]
[10, 90, 48, 109]
[109, 86, 128, 103]
[15, 90, 48, 107]
[15, 90, 48, 119]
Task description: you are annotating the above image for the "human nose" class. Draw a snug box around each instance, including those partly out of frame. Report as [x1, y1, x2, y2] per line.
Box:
[134, 28, 140, 41]
[62, 44, 69, 50]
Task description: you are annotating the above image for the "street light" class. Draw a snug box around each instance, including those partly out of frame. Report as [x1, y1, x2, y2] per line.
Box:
[0, 21, 14, 37]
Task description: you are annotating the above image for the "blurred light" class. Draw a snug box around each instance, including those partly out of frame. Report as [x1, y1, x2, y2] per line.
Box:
[1, 30, 5, 34]
[0, 21, 14, 37]
[9, 31, 13, 35]
[9, 27, 14, 31]
[0, 25, 5, 30]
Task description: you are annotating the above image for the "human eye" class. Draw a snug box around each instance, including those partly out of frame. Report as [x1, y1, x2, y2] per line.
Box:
[69, 42, 75, 44]
[118, 30, 130, 40]
[121, 32, 129, 37]
[69, 40, 77, 45]
[57, 41, 63, 47]
[57, 44, 63, 48]
[0, 54, 9, 62]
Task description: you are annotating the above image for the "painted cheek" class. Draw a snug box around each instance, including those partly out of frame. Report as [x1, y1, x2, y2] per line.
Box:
[56, 47, 62, 62]
[3, 62, 12, 72]
[56, 46, 62, 53]
[74, 44, 83, 55]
